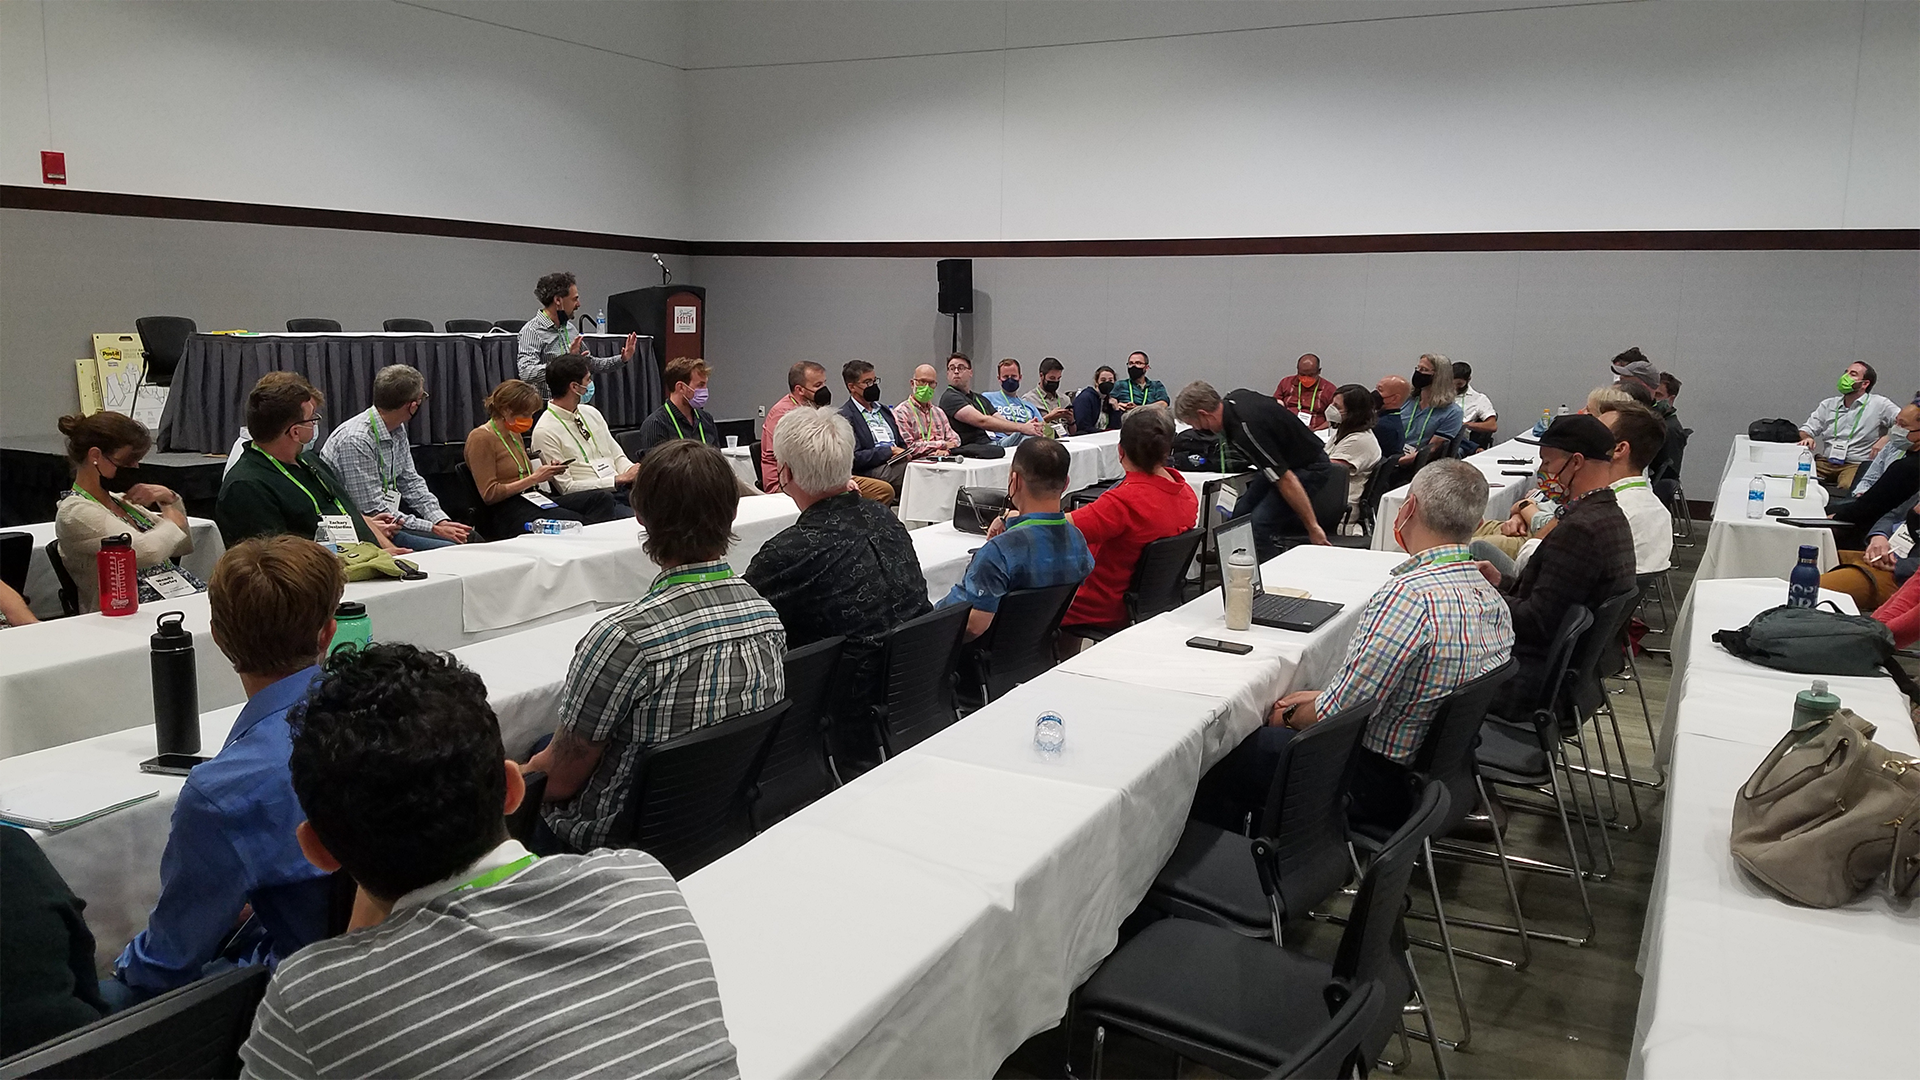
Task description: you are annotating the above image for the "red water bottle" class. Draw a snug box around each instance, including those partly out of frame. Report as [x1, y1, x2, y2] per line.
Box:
[98, 534, 139, 617]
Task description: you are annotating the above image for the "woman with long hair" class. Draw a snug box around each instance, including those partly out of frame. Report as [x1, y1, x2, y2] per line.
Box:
[463, 379, 620, 540]
[1394, 353, 1464, 468]
[1326, 384, 1381, 521]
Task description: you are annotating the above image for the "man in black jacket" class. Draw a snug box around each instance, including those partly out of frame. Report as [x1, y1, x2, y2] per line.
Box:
[1175, 381, 1333, 561]
[838, 360, 917, 504]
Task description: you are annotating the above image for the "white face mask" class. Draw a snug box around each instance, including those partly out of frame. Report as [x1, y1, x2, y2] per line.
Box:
[1324, 404, 1343, 426]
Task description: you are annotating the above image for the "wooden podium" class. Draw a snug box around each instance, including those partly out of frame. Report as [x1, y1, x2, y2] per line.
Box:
[607, 285, 705, 362]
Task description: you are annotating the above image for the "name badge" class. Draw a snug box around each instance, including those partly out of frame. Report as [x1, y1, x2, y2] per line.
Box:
[1297, 411, 1315, 428]
[590, 459, 617, 481]
[320, 513, 360, 545]
[138, 566, 201, 599]
[1826, 453, 1846, 467]
[521, 490, 559, 509]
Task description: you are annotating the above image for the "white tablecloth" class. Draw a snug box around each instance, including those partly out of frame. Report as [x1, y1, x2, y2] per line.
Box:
[1632, 578, 1919, 1079]
[685, 543, 1401, 1079]
[1694, 473, 1836, 582]
[1373, 437, 1540, 552]
[721, 444, 759, 489]
[897, 436, 1116, 526]
[0, 498, 798, 758]
[1716, 436, 1807, 501]
[9, 517, 226, 620]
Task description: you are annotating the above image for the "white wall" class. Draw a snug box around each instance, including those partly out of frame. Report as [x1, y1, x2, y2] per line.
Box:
[0, 0, 691, 236]
[690, 249, 1920, 497]
[687, 0, 1920, 241]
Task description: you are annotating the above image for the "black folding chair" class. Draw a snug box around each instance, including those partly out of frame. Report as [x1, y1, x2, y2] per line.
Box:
[1145, 700, 1373, 943]
[491, 319, 527, 334]
[1074, 784, 1453, 1079]
[1345, 458, 1401, 543]
[0, 531, 30, 602]
[0, 965, 268, 1080]
[753, 636, 846, 830]
[285, 318, 341, 333]
[445, 319, 493, 333]
[964, 582, 1079, 704]
[614, 701, 789, 877]
[45, 540, 79, 618]
[445, 462, 484, 528]
[133, 316, 195, 389]
[1070, 528, 1206, 643]
[1275, 463, 1354, 552]
[871, 604, 971, 758]
[382, 318, 435, 333]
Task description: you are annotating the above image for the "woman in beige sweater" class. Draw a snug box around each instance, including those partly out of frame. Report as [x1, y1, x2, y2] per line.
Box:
[54, 412, 194, 612]
[463, 380, 620, 540]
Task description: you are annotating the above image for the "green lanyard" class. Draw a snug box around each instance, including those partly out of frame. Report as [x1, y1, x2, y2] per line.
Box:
[1296, 380, 1319, 414]
[453, 854, 536, 894]
[253, 445, 348, 517]
[1425, 550, 1475, 568]
[651, 565, 733, 593]
[1407, 404, 1439, 444]
[1123, 381, 1148, 405]
[1008, 514, 1068, 531]
[70, 485, 155, 531]
[490, 420, 532, 479]
[667, 402, 703, 442]
[906, 402, 937, 442]
[365, 410, 395, 494]
[1613, 477, 1650, 493]
[1834, 399, 1868, 447]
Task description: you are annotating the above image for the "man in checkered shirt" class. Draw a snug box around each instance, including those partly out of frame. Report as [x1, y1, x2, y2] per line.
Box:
[1194, 459, 1514, 833]
[525, 441, 786, 853]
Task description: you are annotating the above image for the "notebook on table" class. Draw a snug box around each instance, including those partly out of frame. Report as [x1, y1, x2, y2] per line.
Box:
[0, 774, 159, 832]
[1212, 518, 1345, 632]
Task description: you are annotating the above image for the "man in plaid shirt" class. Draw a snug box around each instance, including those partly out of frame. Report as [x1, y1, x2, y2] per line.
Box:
[525, 441, 786, 852]
[319, 365, 472, 550]
[1196, 460, 1514, 832]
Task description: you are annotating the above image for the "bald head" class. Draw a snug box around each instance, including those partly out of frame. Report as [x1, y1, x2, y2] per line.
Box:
[914, 363, 938, 381]
[1376, 376, 1410, 411]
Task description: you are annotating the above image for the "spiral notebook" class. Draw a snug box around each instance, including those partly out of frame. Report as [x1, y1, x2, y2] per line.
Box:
[0, 774, 159, 832]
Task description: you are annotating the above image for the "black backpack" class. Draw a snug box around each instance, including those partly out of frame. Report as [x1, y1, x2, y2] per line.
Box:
[1169, 429, 1226, 471]
[1713, 604, 1895, 677]
[1748, 418, 1800, 443]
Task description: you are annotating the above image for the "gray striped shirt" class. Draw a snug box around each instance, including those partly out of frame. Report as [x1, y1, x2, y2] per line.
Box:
[239, 845, 738, 1080]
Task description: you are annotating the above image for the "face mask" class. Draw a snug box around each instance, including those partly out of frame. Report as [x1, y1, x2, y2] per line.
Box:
[1126, 366, 1146, 382]
[1098, 380, 1116, 396]
[502, 416, 534, 434]
[1392, 499, 1414, 554]
[1371, 390, 1385, 411]
[1534, 458, 1574, 504]
[913, 383, 935, 404]
[1411, 371, 1434, 391]
[1298, 374, 1317, 387]
[809, 386, 829, 408]
[692, 387, 711, 409]
[579, 381, 595, 405]
[1042, 379, 1061, 394]
[100, 461, 138, 493]
[1001, 376, 1020, 394]
[1838, 373, 1859, 394]
[1324, 404, 1343, 426]
[861, 382, 882, 404]
[1652, 398, 1675, 417]
[554, 308, 571, 325]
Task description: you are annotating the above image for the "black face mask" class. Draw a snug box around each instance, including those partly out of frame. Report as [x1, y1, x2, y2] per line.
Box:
[1411, 371, 1433, 390]
[861, 382, 881, 403]
[1042, 379, 1061, 394]
[1097, 380, 1116, 395]
[1371, 389, 1386, 411]
[553, 308, 570, 325]
[812, 386, 832, 407]
[101, 465, 138, 493]
[1001, 376, 1020, 394]
[1126, 366, 1146, 382]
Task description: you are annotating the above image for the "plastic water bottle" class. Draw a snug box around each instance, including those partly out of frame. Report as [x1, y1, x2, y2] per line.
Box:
[1787, 544, 1821, 608]
[1556, 404, 1569, 417]
[97, 534, 139, 617]
[1746, 476, 1766, 519]
[1793, 447, 1813, 500]
[329, 601, 371, 656]
[525, 518, 583, 535]
[595, 307, 607, 334]
[1540, 407, 1552, 429]
[312, 522, 339, 554]
[1034, 712, 1065, 754]
[1224, 546, 1257, 630]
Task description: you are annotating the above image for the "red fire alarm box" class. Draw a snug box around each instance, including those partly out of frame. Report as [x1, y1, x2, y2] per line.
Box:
[42, 151, 66, 185]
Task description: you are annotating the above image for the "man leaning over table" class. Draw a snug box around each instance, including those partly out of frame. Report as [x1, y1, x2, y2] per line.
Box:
[1193, 460, 1515, 833]
[103, 537, 345, 1010]
[516, 270, 638, 398]
[320, 364, 470, 551]
[1799, 360, 1899, 491]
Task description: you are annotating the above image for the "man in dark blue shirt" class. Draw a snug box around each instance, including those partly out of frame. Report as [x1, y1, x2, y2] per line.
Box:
[104, 536, 345, 1008]
[1373, 376, 1410, 462]
[944, 437, 1093, 641]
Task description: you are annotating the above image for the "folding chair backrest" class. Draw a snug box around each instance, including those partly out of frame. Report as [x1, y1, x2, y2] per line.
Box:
[1330, 783, 1450, 1061]
[1265, 980, 1384, 1080]
[1570, 589, 1639, 719]
[383, 318, 435, 333]
[621, 701, 788, 877]
[446, 462, 484, 527]
[1533, 605, 1596, 742]
[491, 319, 527, 334]
[875, 603, 972, 755]
[1409, 659, 1517, 834]
[0, 532, 30, 596]
[973, 582, 1079, 701]
[445, 319, 493, 334]
[1310, 463, 1350, 533]
[1353, 458, 1401, 538]
[1255, 700, 1371, 921]
[0, 964, 268, 1080]
[756, 636, 845, 827]
[133, 316, 196, 387]
[1125, 528, 1204, 623]
[285, 318, 341, 333]
[45, 539, 79, 618]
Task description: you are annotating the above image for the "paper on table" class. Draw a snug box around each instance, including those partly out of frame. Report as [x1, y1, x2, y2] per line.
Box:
[1, 773, 158, 831]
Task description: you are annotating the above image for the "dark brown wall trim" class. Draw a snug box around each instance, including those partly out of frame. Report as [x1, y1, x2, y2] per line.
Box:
[0, 186, 692, 255]
[6, 185, 1915, 256]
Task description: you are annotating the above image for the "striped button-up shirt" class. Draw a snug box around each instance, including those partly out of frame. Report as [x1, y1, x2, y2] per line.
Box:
[544, 562, 786, 851]
[516, 311, 626, 398]
[319, 407, 447, 531]
[1319, 544, 1516, 764]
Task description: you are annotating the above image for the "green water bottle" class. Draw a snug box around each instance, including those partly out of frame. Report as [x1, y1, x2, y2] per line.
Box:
[328, 601, 371, 657]
[1791, 680, 1840, 741]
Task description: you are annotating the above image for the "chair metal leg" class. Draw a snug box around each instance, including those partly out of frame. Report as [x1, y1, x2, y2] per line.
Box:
[1547, 758, 1598, 945]
[1402, 948, 1455, 1076]
[1420, 840, 1473, 1051]
[1623, 649, 1664, 784]
[1091, 1024, 1105, 1079]
[1479, 776, 1532, 969]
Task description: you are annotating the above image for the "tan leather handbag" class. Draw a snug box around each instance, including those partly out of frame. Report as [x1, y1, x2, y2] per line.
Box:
[1730, 710, 1920, 908]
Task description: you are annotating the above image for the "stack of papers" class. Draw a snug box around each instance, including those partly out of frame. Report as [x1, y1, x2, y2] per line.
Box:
[0, 774, 160, 832]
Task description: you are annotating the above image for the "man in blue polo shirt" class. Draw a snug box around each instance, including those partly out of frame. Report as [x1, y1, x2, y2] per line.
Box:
[943, 437, 1093, 641]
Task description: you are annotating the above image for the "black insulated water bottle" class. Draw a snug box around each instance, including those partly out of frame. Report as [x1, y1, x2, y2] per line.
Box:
[150, 611, 200, 756]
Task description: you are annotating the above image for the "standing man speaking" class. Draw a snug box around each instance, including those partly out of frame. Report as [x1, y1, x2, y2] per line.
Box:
[517, 271, 639, 398]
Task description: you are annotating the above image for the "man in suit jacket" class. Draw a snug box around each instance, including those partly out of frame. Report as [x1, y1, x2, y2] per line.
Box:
[838, 360, 915, 504]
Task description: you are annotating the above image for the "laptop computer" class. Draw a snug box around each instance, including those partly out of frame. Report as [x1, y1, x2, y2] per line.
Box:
[1211, 517, 1345, 632]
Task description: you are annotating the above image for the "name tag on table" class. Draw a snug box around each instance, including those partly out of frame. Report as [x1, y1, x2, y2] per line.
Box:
[521, 490, 558, 510]
[319, 513, 360, 545]
[138, 566, 201, 599]
[590, 459, 617, 481]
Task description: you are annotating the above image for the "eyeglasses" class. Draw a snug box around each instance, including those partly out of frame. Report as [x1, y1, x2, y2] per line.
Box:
[296, 412, 324, 427]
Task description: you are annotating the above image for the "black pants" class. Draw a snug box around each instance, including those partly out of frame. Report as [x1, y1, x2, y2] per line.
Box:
[477, 488, 627, 540]
[1192, 724, 1417, 836]
[1236, 460, 1332, 563]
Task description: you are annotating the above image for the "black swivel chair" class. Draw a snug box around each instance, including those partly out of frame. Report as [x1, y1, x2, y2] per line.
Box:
[491, 319, 527, 334]
[0, 965, 268, 1080]
[285, 319, 342, 333]
[870, 604, 972, 759]
[1145, 700, 1373, 943]
[0, 532, 30, 605]
[1068, 528, 1206, 644]
[44, 540, 79, 617]
[614, 701, 789, 878]
[1344, 459, 1402, 543]
[133, 316, 196, 391]
[445, 319, 493, 334]
[1073, 784, 1453, 1079]
[382, 318, 435, 333]
[963, 582, 1079, 705]
[752, 636, 846, 830]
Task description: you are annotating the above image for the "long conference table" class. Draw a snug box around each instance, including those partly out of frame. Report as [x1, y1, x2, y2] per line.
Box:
[0, 495, 801, 759]
[10, 517, 226, 621]
[1695, 436, 1839, 582]
[896, 430, 1125, 526]
[1372, 435, 1541, 552]
[1631, 578, 1918, 1079]
[5, 543, 1406, 1078]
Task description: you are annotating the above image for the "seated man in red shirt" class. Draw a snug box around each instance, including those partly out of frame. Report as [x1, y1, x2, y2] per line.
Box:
[1062, 408, 1198, 643]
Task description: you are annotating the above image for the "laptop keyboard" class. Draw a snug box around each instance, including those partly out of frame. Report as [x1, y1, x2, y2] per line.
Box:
[1251, 594, 1319, 624]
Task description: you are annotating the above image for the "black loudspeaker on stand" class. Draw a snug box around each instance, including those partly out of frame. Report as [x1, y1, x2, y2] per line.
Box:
[937, 259, 972, 354]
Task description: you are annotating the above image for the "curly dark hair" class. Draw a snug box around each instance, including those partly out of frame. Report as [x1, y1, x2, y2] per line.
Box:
[289, 643, 508, 901]
[631, 440, 738, 566]
[535, 271, 576, 308]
